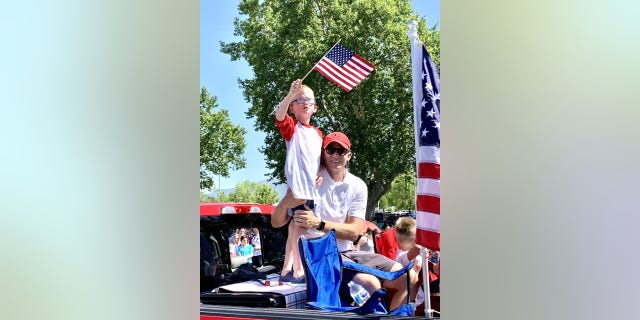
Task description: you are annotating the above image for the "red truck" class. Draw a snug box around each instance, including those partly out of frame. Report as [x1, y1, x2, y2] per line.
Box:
[199, 202, 432, 320]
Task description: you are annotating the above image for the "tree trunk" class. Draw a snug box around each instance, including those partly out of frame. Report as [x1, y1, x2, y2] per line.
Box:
[365, 179, 394, 221]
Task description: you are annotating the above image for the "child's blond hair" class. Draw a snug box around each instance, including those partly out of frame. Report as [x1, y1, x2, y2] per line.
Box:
[289, 85, 314, 105]
[395, 216, 416, 242]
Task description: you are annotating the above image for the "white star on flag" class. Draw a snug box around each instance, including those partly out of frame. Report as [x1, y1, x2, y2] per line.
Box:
[433, 121, 440, 129]
[422, 128, 428, 137]
[426, 108, 435, 118]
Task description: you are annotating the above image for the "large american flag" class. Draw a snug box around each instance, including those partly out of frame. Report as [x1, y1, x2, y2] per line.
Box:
[413, 44, 440, 251]
[313, 43, 375, 92]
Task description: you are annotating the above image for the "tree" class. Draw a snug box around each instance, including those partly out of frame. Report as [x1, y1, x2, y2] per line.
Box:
[200, 191, 214, 202]
[200, 87, 247, 190]
[215, 180, 280, 204]
[221, 0, 439, 219]
[378, 172, 415, 211]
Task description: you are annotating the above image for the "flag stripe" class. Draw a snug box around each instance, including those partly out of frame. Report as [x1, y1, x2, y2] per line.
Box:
[416, 178, 440, 197]
[415, 211, 440, 230]
[416, 195, 440, 214]
[416, 229, 440, 251]
[418, 146, 440, 163]
[418, 162, 440, 180]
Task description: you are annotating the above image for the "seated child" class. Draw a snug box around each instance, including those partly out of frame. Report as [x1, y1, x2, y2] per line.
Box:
[394, 216, 441, 313]
[274, 79, 323, 283]
[394, 217, 424, 303]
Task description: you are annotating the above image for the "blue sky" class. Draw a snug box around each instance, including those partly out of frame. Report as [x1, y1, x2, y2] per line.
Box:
[200, 0, 440, 191]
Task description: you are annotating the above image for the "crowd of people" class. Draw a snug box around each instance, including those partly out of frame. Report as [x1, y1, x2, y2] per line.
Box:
[228, 227, 262, 266]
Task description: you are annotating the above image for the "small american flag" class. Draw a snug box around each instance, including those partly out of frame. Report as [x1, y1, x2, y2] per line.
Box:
[313, 43, 375, 92]
[413, 44, 440, 251]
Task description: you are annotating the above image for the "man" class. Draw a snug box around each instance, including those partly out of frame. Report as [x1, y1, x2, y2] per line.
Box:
[272, 132, 417, 311]
[250, 228, 263, 266]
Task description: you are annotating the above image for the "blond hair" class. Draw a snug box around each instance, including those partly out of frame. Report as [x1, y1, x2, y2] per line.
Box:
[395, 217, 416, 241]
[288, 85, 315, 113]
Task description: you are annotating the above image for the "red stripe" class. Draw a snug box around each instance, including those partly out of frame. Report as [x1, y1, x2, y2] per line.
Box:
[416, 195, 440, 214]
[352, 53, 375, 69]
[418, 162, 440, 179]
[416, 229, 440, 251]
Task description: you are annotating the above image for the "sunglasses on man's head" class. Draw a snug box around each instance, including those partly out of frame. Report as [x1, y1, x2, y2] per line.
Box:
[291, 97, 316, 105]
[324, 146, 349, 156]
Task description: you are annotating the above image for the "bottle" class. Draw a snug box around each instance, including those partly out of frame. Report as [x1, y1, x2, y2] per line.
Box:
[347, 281, 370, 306]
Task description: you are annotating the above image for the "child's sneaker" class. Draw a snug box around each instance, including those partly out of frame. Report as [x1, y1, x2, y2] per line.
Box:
[280, 270, 294, 282]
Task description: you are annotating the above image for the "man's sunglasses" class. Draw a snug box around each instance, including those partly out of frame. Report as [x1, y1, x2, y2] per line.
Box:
[324, 146, 349, 156]
[291, 97, 316, 105]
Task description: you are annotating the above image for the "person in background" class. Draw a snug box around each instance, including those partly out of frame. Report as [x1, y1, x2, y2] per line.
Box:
[237, 235, 254, 264]
[228, 235, 239, 257]
[250, 228, 263, 266]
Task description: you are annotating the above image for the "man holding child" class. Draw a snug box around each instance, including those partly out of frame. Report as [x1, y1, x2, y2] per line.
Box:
[272, 131, 418, 311]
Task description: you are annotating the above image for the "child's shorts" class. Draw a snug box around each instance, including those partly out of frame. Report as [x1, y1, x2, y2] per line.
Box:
[288, 199, 315, 217]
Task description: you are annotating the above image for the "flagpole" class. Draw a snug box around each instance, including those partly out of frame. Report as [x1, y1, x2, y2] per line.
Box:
[300, 39, 342, 81]
[408, 19, 433, 318]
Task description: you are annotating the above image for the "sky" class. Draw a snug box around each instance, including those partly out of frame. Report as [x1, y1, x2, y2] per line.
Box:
[200, 0, 440, 191]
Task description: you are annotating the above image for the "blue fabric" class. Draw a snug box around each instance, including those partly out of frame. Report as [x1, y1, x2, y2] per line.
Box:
[298, 230, 342, 308]
[306, 289, 388, 315]
[389, 303, 416, 317]
[298, 230, 414, 316]
[343, 260, 414, 281]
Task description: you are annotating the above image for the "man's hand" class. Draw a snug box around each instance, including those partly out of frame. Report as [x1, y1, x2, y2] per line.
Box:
[271, 188, 306, 228]
[293, 204, 321, 229]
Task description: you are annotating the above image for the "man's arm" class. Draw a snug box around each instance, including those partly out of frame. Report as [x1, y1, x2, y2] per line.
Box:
[294, 207, 364, 242]
[271, 188, 306, 228]
[325, 215, 364, 242]
[275, 79, 302, 122]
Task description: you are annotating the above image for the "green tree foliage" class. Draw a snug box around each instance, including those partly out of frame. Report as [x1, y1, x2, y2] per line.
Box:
[221, 0, 439, 219]
[200, 87, 247, 190]
[200, 191, 214, 202]
[378, 172, 416, 210]
[215, 180, 280, 204]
